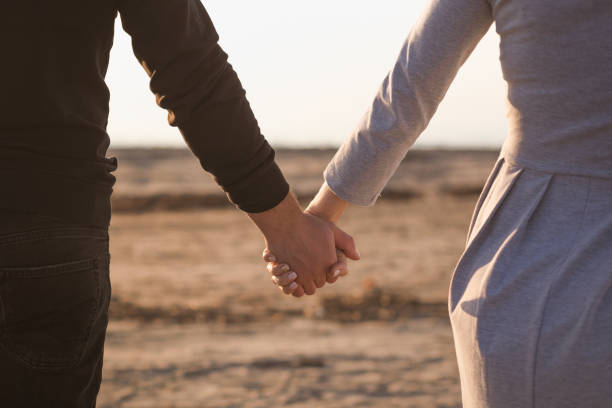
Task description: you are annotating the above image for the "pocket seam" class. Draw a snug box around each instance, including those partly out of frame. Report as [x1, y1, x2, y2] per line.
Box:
[0, 227, 108, 247]
[0, 257, 102, 279]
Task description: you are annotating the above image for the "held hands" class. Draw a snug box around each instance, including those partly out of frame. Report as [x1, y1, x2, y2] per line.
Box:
[249, 184, 357, 298]
[261, 210, 359, 297]
[263, 248, 351, 297]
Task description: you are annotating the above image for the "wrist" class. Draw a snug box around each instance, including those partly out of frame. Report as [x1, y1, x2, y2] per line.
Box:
[247, 190, 304, 240]
[305, 182, 348, 224]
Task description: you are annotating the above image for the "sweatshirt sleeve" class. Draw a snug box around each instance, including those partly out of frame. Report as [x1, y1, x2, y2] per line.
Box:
[117, 0, 289, 213]
[324, 0, 494, 206]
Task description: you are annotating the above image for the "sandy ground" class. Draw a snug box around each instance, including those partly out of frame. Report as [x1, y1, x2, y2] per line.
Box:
[99, 319, 458, 408]
[97, 148, 498, 407]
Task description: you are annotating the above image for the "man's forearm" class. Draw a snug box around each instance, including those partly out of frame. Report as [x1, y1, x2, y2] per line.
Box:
[247, 191, 303, 241]
[120, 0, 289, 213]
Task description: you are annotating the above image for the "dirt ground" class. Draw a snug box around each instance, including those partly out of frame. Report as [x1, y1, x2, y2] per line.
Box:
[97, 148, 498, 407]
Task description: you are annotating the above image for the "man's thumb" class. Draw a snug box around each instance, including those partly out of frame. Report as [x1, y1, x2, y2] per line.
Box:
[332, 225, 360, 260]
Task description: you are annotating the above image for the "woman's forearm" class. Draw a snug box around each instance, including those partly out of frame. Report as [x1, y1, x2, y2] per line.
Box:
[305, 182, 349, 224]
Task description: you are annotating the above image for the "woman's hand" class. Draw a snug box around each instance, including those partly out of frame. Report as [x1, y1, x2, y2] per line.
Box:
[262, 249, 303, 297]
[305, 182, 350, 224]
[263, 248, 350, 296]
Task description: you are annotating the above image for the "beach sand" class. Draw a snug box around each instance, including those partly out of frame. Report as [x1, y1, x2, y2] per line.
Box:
[98, 148, 498, 407]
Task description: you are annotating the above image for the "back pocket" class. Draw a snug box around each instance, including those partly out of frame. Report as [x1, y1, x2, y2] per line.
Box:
[0, 255, 109, 370]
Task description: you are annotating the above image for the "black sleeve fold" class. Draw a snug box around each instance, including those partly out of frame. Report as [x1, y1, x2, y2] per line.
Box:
[118, 0, 289, 212]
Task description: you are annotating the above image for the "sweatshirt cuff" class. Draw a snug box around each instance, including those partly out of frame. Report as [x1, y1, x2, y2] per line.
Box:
[225, 160, 290, 213]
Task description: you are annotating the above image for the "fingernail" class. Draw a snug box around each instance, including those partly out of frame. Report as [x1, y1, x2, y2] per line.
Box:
[281, 264, 290, 272]
[269, 255, 277, 262]
[333, 269, 341, 278]
[288, 282, 297, 290]
[288, 272, 297, 280]
[356, 250, 361, 258]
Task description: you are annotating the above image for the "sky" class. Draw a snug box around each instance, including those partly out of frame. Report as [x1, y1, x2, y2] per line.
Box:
[106, 0, 508, 149]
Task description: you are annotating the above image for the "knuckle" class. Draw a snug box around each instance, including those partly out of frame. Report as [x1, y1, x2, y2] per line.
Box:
[273, 264, 289, 276]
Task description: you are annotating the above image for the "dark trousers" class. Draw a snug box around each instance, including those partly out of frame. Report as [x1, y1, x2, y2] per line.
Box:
[0, 210, 111, 407]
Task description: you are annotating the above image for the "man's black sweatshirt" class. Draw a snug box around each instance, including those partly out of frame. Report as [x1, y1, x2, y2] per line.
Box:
[0, 0, 290, 227]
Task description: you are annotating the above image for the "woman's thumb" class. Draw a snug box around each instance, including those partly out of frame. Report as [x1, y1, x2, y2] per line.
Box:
[331, 224, 360, 260]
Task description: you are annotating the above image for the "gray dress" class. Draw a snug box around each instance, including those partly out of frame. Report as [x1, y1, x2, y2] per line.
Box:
[323, 0, 612, 406]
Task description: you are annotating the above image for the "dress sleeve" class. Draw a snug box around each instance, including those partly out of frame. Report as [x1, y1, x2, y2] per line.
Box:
[324, 0, 494, 206]
[117, 0, 289, 213]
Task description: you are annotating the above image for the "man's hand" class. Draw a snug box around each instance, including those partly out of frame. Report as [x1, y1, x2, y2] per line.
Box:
[248, 193, 343, 296]
[257, 184, 360, 296]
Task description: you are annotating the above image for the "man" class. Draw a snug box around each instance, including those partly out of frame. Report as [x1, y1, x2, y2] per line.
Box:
[0, 1, 356, 406]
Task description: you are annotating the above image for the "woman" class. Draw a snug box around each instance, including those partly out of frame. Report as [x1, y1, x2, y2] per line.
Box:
[266, 0, 612, 406]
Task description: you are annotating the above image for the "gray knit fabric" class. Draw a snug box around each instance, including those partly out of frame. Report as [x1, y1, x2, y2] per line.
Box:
[324, 0, 612, 406]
